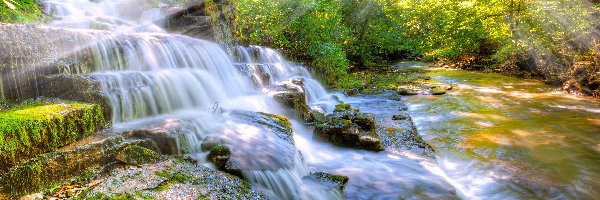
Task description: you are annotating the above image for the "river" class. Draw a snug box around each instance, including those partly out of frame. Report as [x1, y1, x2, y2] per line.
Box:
[406, 66, 600, 199]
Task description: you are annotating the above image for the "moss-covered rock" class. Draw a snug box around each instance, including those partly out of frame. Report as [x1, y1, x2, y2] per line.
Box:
[310, 110, 327, 124]
[0, 100, 105, 172]
[313, 104, 383, 151]
[115, 145, 160, 166]
[79, 158, 267, 199]
[207, 145, 231, 169]
[259, 112, 292, 133]
[334, 103, 352, 112]
[0, 135, 133, 198]
[431, 87, 447, 95]
[303, 172, 349, 191]
[200, 136, 224, 152]
[397, 88, 418, 95]
[39, 75, 112, 123]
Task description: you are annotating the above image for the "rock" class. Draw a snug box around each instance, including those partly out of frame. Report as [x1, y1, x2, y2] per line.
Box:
[392, 114, 409, 120]
[115, 144, 160, 165]
[0, 23, 97, 101]
[431, 87, 447, 95]
[235, 63, 272, 87]
[123, 118, 197, 155]
[204, 111, 298, 175]
[38, 75, 112, 122]
[303, 172, 349, 191]
[313, 104, 384, 151]
[200, 136, 224, 152]
[345, 88, 359, 96]
[78, 158, 267, 199]
[397, 88, 418, 95]
[310, 109, 327, 124]
[265, 79, 311, 121]
[0, 99, 106, 172]
[354, 113, 376, 131]
[207, 145, 231, 169]
[0, 135, 157, 198]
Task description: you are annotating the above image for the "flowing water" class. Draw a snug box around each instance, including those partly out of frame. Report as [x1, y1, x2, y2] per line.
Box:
[406, 67, 600, 199]
[7, 0, 599, 199]
[39, 0, 343, 199]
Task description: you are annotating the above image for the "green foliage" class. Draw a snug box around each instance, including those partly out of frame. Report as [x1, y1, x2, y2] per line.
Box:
[231, 0, 599, 91]
[0, 0, 42, 23]
[232, 0, 350, 85]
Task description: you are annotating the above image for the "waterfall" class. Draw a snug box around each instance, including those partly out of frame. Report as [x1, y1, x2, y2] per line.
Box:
[38, 0, 344, 199]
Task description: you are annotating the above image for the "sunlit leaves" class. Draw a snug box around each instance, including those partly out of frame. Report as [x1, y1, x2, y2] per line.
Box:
[0, 0, 42, 23]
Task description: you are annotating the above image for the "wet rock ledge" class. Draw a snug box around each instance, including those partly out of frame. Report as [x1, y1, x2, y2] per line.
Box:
[0, 99, 106, 172]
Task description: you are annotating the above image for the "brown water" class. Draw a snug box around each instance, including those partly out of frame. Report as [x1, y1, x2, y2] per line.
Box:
[407, 68, 600, 199]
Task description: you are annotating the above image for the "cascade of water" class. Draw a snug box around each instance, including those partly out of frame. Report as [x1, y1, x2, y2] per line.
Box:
[38, 0, 345, 199]
[234, 45, 343, 108]
[243, 152, 343, 200]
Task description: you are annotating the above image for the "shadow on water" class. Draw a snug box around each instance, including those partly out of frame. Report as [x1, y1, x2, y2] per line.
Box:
[406, 68, 600, 199]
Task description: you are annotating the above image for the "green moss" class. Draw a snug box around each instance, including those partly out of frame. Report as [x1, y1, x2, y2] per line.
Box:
[155, 170, 171, 179]
[119, 145, 160, 165]
[431, 87, 447, 95]
[397, 88, 418, 95]
[259, 112, 292, 132]
[334, 103, 351, 112]
[310, 110, 327, 124]
[135, 191, 153, 200]
[3, 159, 43, 196]
[152, 171, 192, 192]
[0, 101, 105, 171]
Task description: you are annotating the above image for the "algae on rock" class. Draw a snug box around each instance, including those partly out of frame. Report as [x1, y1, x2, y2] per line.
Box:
[0, 100, 106, 172]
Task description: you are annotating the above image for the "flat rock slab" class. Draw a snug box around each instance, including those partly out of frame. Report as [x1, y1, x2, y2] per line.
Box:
[346, 93, 434, 155]
[0, 99, 105, 172]
[81, 158, 267, 199]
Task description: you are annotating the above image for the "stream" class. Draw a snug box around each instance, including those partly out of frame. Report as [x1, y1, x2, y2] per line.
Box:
[405, 67, 600, 199]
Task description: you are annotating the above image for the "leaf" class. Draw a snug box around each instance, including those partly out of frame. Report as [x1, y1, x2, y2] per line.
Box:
[3, 0, 18, 9]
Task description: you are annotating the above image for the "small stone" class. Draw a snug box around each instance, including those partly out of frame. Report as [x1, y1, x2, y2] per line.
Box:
[207, 145, 231, 169]
[397, 88, 418, 95]
[303, 172, 350, 191]
[392, 114, 409, 120]
[431, 87, 446, 95]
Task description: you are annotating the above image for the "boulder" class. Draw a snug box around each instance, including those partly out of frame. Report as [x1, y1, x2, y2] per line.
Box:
[207, 145, 231, 170]
[268, 79, 311, 121]
[313, 104, 384, 151]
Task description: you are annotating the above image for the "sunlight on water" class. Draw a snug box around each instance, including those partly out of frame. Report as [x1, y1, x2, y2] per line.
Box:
[408, 68, 600, 199]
